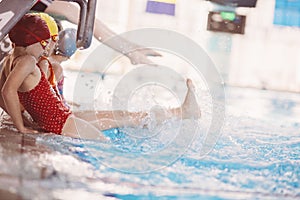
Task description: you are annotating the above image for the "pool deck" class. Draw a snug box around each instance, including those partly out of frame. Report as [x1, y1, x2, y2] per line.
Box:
[0, 125, 140, 200]
[0, 128, 53, 200]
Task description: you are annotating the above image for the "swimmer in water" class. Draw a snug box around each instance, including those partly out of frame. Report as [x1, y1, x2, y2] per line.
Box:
[0, 14, 200, 139]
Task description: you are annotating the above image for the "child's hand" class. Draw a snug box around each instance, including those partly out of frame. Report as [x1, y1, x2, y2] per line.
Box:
[126, 49, 161, 65]
[19, 127, 39, 134]
[126, 51, 154, 65]
[22, 112, 40, 130]
[138, 47, 162, 57]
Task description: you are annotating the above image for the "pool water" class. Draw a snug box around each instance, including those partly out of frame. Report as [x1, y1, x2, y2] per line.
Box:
[28, 86, 300, 200]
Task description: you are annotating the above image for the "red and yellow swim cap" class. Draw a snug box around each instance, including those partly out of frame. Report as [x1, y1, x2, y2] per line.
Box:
[32, 12, 58, 41]
[9, 13, 50, 47]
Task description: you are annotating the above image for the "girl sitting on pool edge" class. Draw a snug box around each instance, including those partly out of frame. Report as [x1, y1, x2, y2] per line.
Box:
[0, 14, 201, 139]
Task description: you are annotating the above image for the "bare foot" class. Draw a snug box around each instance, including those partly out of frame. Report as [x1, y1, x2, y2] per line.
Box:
[182, 79, 201, 119]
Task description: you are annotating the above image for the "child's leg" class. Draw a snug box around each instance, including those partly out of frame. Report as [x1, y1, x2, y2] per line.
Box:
[61, 115, 107, 140]
[74, 79, 201, 131]
[74, 110, 148, 130]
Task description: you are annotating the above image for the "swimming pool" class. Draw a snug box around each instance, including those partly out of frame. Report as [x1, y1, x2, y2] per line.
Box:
[1, 82, 298, 199]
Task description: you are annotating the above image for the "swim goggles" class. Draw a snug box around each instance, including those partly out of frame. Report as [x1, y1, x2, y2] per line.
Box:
[51, 35, 58, 42]
[40, 39, 50, 50]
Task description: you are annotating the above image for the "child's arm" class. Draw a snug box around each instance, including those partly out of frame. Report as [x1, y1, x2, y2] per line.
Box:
[1, 56, 38, 134]
[45, 1, 161, 65]
[51, 62, 63, 82]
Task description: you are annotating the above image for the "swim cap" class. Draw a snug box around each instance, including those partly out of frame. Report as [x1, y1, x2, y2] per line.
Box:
[9, 13, 50, 47]
[54, 28, 77, 58]
[32, 12, 58, 37]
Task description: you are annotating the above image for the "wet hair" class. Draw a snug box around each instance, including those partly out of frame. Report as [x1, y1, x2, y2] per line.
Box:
[54, 28, 77, 58]
[9, 13, 50, 47]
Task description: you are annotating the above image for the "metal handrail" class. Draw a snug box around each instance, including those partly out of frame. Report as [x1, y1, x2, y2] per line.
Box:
[59, 0, 97, 49]
[59, 0, 87, 48]
[81, 0, 96, 49]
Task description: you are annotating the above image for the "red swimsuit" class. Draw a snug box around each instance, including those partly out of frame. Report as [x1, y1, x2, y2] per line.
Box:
[18, 69, 72, 134]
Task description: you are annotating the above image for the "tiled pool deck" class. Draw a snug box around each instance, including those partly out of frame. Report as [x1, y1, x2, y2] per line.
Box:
[0, 127, 54, 200]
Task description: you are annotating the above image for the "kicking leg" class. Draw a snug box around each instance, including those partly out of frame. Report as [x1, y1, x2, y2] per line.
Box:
[61, 115, 107, 140]
[74, 79, 201, 130]
[74, 110, 147, 130]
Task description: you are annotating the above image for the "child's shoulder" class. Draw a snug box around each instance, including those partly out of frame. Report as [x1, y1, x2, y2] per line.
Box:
[14, 55, 38, 69]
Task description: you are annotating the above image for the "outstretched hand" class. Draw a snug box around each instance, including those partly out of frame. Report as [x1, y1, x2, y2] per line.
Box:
[138, 47, 162, 57]
[126, 48, 161, 65]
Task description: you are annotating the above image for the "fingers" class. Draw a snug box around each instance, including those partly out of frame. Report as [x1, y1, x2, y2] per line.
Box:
[135, 47, 162, 57]
[19, 127, 39, 134]
[130, 55, 156, 65]
[128, 49, 161, 65]
[30, 129, 39, 134]
[143, 50, 162, 57]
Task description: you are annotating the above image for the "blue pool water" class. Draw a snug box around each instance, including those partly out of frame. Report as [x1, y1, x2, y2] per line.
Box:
[32, 86, 300, 199]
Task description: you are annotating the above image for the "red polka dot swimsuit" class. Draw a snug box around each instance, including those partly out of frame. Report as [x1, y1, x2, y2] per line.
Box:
[18, 68, 72, 134]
